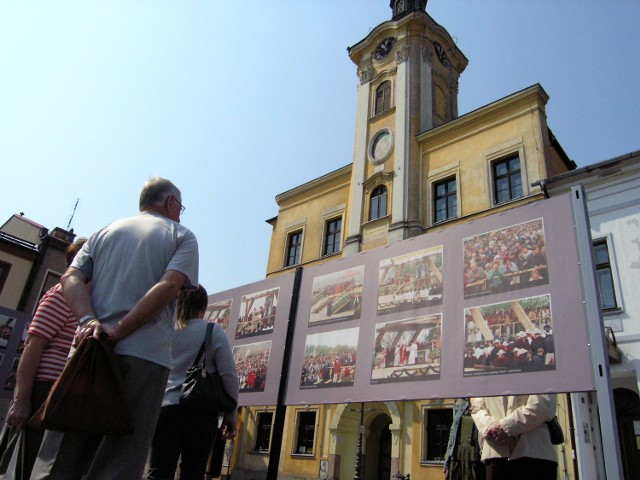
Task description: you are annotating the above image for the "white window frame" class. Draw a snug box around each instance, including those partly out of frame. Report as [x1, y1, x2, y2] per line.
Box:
[593, 233, 624, 315]
[283, 223, 305, 269]
[321, 214, 343, 258]
[292, 408, 318, 457]
[428, 164, 460, 225]
[485, 139, 528, 207]
[253, 409, 275, 453]
[420, 405, 453, 464]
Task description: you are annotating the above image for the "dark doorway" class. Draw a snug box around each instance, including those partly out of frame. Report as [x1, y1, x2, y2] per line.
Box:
[364, 414, 392, 480]
[614, 388, 640, 479]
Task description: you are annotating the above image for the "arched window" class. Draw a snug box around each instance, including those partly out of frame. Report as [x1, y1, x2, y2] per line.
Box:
[375, 81, 392, 115]
[369, 185, 388, 221]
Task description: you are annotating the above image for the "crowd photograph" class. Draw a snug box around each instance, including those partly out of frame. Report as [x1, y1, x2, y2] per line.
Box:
[371, 314, 442, 384]
[309, 267, 363, 325]
[204, 298, 232, 332]
[463, 294, 555, 376]
[0, 314, 16, 348]
[235, 287, 279, 339]
[378, 246, 444, 314]
[463, 219, 548, 298]
[300, 328, 358, 388]
[233, 340, 271, 392]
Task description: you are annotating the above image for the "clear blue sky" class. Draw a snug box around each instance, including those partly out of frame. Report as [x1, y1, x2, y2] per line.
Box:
[2, 1, 639, 294]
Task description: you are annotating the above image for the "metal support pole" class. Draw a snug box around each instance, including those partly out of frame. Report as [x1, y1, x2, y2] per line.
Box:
[266, 267, 303, 480]
[571, 185, 623, 479]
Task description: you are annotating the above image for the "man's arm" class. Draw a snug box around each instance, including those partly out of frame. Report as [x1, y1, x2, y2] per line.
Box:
[471, 397, 500, 443]
[501, 394, 556, 437]
[77, 269, 187, 342]
[61, 267, 95, 321]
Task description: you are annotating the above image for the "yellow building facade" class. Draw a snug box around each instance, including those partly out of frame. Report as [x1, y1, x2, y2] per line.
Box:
[232, 2, 577, 480]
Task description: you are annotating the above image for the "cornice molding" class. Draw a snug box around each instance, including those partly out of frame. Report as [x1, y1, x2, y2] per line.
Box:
[276, 165, 351, 205]
[417, 85, 549, 153]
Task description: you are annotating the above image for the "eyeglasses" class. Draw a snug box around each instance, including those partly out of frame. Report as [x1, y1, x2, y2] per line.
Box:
[172, 196, 186, 215]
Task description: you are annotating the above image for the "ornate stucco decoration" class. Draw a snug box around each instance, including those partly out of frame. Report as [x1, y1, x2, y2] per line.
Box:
[422, 44, 434, 64]
[358, 63, 374, 84]
[395, 45, 410, 64]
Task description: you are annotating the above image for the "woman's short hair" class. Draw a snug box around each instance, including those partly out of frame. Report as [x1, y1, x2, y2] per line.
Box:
[176, 284, 208, 329]
[139, 176, 181, 210]
[65, 238, 87, 267]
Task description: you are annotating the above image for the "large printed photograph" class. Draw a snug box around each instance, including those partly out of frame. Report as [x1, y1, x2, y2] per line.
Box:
[378, 246, 443, 314]
[300, 327, 358, 388]
[235, 287, 279, 339]
[463, 218, 548, 299]
[233, 340, 271, 392]
[371, 314, 442, 384]
[463, 294, 555, 377]
[204, 299, 232, 332]
[3, 357, 18, 391]
[308, 267, 363, 325]
[0, 315, 16, 349]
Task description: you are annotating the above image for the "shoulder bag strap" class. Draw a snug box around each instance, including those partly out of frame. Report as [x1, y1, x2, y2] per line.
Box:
[192, 322, 214, 368]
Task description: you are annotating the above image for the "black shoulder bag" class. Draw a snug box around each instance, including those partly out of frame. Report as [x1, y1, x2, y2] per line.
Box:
[179, 323, 237, 414]
[547, 416, 564, 445]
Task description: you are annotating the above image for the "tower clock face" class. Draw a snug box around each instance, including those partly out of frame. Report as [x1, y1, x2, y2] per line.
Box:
[374, 37, 396, 60]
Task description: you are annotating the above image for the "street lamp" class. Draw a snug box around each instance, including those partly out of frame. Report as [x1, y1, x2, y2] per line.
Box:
[354, 402, 364, 480]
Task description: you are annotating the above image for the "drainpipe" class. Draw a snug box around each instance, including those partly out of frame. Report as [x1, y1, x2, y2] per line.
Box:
[531, 178, 550, 199]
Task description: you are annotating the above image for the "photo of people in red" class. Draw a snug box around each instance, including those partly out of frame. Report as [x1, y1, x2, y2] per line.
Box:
[463, 219, 548, 299]
[233, 340, 271, 392]
[300, 328, 358, 388]
[235, 287, 279, 339]
[204, 298, 232, 332]
[371, 314, 442, 384]
[309, 267, 363, 325]
[463, 294, 555, 377]
[378, 246, 443, 314]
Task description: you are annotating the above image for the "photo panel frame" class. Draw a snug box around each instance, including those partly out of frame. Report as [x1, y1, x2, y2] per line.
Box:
[284, 194, 594, 404]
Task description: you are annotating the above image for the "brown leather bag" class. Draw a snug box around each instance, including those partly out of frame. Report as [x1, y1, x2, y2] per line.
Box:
[29, 334, 134, 436]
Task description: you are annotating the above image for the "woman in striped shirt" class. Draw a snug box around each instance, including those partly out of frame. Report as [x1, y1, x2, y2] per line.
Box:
[6, 238, 86, 479]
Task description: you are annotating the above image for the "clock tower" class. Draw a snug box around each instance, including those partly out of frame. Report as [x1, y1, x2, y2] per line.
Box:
[343, 1, 468, 255]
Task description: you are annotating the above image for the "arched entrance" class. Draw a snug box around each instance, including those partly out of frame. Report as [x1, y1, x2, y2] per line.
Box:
[614, 388, 640, 479]
[364, 413, 392, 480]
[329, 402, 401, 480]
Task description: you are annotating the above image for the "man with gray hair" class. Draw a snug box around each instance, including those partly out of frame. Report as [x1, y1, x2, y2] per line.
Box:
[32, 176, 199, 479]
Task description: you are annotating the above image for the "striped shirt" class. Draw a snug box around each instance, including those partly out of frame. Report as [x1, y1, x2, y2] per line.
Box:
[28, 283, 78, 382]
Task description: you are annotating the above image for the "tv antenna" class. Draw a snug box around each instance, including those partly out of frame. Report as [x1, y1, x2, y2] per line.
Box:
[67, 198, 79, 231]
